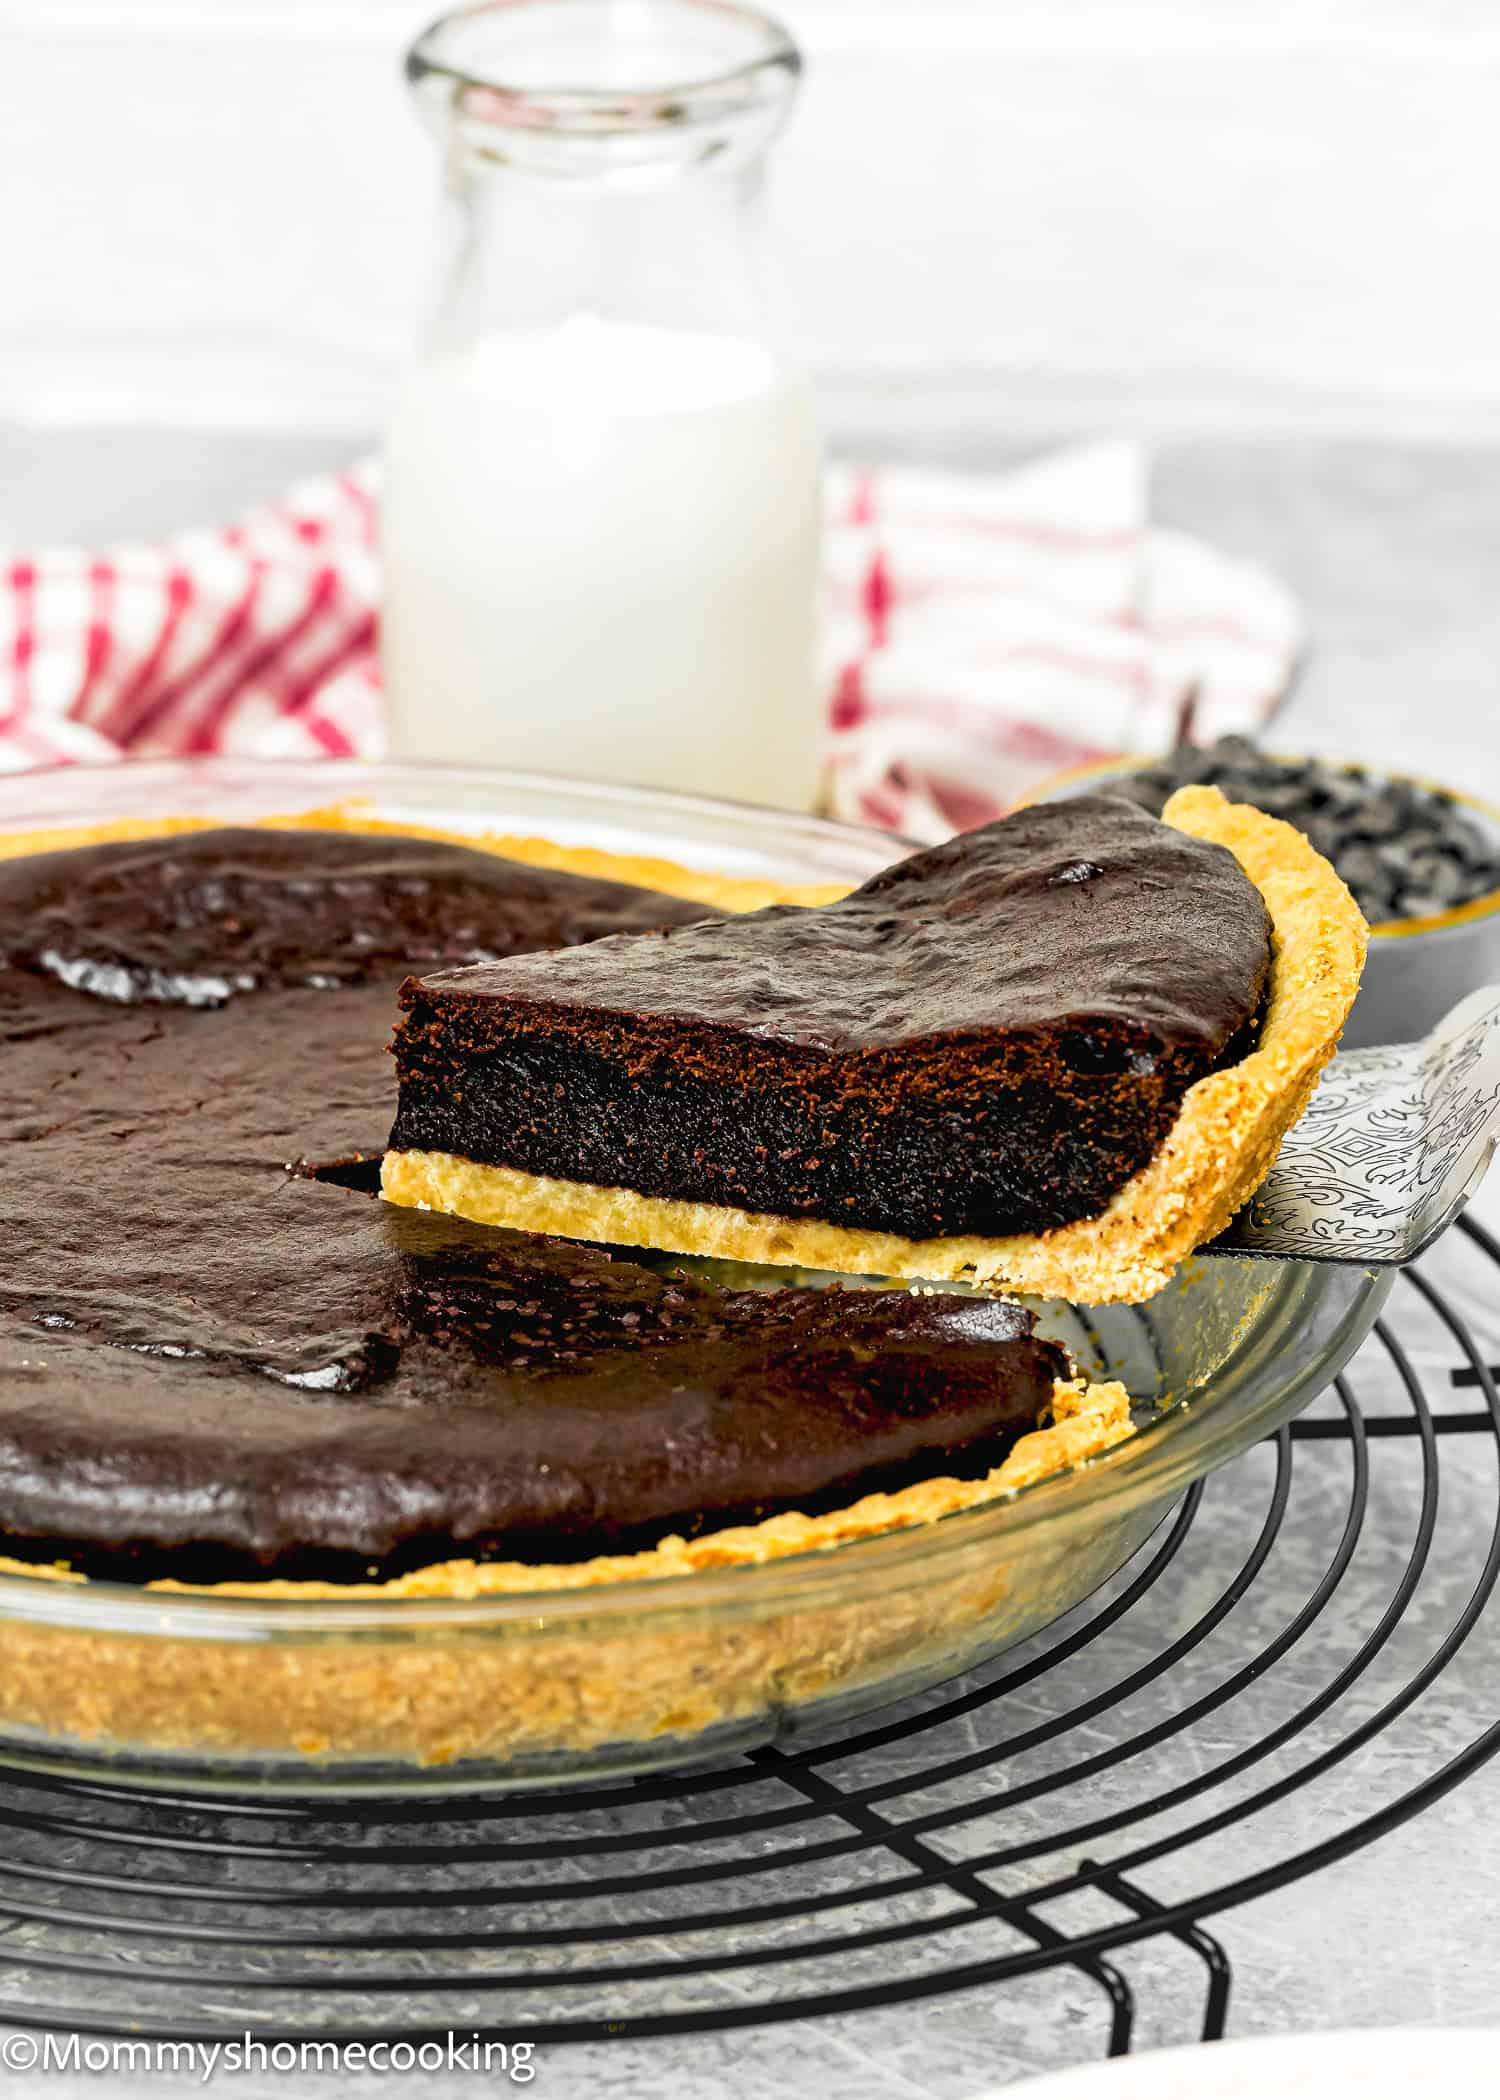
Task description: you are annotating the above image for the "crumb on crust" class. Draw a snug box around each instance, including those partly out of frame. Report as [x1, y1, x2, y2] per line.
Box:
[384, 786, 1368, 1308]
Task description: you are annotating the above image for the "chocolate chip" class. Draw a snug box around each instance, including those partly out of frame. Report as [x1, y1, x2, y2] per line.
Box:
[1349, 793, 1405, 842]
[1303, 817, 1344, 860]
[1337, 844, 1382, 889]
[1402, 849, 1464, 904]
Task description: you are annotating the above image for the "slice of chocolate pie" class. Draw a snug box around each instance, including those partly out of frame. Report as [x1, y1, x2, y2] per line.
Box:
[384, 787, 1367, 1303]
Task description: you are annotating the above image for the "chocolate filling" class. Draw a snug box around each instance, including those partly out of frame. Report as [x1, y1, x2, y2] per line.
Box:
[391, 796, 1273, 1239]
[2, 1207, 1065, 1583]
[0, 825, 1069, 1583]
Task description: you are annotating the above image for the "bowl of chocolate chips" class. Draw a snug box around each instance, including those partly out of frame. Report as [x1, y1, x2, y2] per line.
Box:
[1039, 737, 1500, 1048]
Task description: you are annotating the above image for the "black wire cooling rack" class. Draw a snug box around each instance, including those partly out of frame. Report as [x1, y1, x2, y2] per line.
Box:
[2, 1216, 1499, 2058]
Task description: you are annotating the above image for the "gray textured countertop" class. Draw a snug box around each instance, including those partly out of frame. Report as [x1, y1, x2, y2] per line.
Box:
[1, 413, 1498, 2097]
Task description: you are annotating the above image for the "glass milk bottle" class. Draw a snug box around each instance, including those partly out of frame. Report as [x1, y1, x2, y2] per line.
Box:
[382, 0, 824, 810]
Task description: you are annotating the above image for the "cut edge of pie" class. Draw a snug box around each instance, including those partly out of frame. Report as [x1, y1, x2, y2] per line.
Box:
[382, 787, 1369, 1308]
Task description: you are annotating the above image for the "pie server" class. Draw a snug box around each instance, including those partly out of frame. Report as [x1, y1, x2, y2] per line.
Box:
[1206, 984, 1500, 1266]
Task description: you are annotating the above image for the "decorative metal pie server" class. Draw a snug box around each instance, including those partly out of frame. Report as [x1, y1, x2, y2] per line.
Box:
[1207, 985, 1500, 1266]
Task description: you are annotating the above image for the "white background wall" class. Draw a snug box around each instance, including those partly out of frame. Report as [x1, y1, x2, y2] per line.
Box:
[3, 0, 1499, 443]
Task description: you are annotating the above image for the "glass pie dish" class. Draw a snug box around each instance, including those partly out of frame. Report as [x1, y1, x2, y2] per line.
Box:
[0, 759, 1393, 1795]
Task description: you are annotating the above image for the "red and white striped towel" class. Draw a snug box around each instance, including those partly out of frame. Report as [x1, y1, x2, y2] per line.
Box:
[0, 441, 1300, 838]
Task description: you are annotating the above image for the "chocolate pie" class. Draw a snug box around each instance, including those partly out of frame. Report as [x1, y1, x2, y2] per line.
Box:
[0, 811, 1130, 1595]
[385, 787, 1367, 1303]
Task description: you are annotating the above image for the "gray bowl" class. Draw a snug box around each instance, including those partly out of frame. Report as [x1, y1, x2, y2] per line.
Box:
[1034, 759, 1500, 1048]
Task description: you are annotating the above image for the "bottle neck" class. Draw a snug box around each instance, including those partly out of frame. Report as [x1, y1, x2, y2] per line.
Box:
[429, 154, 784, 356]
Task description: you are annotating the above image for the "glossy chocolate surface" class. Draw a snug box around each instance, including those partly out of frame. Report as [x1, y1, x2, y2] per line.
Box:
[392, 796, 1274, 1237]
[0, 827, 1065, 1581]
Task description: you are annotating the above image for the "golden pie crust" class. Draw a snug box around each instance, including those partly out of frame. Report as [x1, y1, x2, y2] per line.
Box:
[385, 786, 1368, 1307]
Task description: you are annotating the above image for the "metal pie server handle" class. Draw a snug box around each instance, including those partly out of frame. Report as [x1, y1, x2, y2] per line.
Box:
[1205, 985, 1500, 1266]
